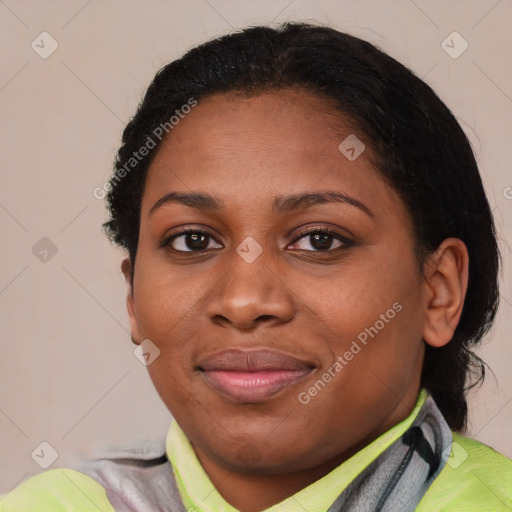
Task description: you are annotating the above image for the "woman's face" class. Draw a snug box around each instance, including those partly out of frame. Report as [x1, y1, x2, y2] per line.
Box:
[126, 89, 429, 474]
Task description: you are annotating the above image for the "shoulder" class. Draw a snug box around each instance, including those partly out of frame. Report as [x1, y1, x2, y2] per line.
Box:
[0, 468, 115, 512]
[0, 432, 186, 512]
[417, 432, 512, 511]
[0, 454, 185, 512]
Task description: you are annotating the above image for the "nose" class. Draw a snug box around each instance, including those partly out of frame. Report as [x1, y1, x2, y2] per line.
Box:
[205, 249, 295, 330]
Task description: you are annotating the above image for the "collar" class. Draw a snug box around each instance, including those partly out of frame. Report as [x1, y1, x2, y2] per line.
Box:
[167, 389, 429, 512]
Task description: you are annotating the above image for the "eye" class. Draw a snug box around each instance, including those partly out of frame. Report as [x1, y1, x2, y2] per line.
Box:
[163, 229, 223, 252]
[162, 227, 353, 254]
[288, 228, 353, 252]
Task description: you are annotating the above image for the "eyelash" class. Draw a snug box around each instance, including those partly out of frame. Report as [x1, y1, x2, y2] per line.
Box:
[293, 227, 353, 249]
[161, 227, 354, 254]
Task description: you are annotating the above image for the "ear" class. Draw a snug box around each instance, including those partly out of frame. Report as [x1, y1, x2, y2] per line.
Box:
[422, 238, 469, 348]
[121, 257, 142, 346]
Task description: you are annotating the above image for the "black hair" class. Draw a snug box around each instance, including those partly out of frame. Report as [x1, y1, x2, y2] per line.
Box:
[103, 22, 500, 430]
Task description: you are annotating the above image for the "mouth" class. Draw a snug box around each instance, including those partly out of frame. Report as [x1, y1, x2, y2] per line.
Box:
[198, 348, 315, 403]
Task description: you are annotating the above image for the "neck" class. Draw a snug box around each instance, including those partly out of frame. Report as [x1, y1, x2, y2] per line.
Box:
[193, 446, 355, 512]
[189, 389, 420, 512]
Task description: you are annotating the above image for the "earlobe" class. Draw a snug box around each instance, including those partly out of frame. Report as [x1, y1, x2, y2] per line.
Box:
[422, 238, 469, 348]
[121, 257, 142, 346]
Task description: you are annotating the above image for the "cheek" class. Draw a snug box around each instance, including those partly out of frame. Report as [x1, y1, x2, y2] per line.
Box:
[132, 254, 202, 339]
[310, 251, 424, 388]
[146, 360, 191, 414]
[314, 252, 418, 337]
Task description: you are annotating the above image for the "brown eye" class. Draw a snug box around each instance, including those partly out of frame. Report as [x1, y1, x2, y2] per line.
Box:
[289, 228, 353, 252]
[165, 230, 222, 252]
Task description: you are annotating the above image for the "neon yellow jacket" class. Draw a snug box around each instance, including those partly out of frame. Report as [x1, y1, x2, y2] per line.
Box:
[2, 434, 511, 511]
[2, 391, 511, 512]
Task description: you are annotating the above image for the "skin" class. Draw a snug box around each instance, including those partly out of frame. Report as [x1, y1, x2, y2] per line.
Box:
[123, 89, 469, 512]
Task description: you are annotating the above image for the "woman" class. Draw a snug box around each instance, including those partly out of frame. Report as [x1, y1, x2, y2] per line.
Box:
[2, 22, 511, 512]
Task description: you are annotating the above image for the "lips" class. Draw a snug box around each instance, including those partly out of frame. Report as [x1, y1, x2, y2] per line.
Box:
[198, 348, 315, 403]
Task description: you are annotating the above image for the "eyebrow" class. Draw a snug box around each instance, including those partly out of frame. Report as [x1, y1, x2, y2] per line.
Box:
[149, 191, 374, 218]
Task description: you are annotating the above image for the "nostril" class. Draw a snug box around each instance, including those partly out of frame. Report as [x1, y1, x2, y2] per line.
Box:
[257, 315, 275, 322]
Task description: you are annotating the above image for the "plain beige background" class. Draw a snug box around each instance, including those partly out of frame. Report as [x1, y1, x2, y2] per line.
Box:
[1, 0, 511, 495]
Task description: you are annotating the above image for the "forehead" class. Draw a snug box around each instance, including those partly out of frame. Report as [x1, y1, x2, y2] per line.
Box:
[157, 89, 360, 161]
[142, 89, 397, 215]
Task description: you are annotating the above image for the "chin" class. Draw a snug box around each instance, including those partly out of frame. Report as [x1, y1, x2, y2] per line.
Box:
[203, 434, 317, 473]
